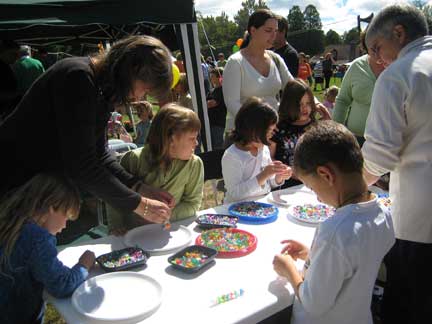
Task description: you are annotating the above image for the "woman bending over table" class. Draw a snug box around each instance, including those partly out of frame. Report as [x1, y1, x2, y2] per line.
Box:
[107, 104, 204, 233]
[0, 35, 175, 225]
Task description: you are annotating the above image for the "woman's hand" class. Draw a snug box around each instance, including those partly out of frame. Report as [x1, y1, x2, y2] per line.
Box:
[137, 183, 176, 208]
[280, 239, 309, 261]
[134, 197, 171, 224]
[78, 250, 96, 270]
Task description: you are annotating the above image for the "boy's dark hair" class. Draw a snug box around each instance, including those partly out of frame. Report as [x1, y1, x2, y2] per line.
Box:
[230, 97, 278, 146]
[132, 100, 154, 120]
[293, 120, 363, 175]
[279, 79, 316, 123]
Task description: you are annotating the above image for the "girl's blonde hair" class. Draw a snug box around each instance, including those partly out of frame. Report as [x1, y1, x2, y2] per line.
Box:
[132, 100, 154, 120]
[0, 173, 80, 274]
[146, 103, 200, 170]
[324, 85, 339, 100]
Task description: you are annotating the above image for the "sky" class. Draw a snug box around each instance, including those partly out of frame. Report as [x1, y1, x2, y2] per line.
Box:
[195, 0, 429, 35]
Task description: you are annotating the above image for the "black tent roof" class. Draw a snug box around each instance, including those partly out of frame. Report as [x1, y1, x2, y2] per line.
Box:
[0, 0, 196, 48]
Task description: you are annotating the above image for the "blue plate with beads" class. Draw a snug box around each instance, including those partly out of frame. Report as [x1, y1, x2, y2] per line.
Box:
[228, 201, 278, 224]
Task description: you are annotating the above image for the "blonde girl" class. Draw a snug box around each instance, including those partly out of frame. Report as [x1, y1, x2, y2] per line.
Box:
[133, 100, 154, 147]
[108, 104, 204, 232]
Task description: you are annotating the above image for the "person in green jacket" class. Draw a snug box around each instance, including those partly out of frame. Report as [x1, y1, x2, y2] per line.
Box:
[108, 104, 204, 233]
[332, 32, 385, 146]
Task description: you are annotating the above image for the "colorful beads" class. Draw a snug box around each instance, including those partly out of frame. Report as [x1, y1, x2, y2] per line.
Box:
[210, 289, 245, 306]
[229, 202, 277, 218]
[163, 221, 171, 231]
[197, 214, 238, 227]
[170, 251, 209, 268]
[199, 228, 251, 252]
[98, 248, 147, 269]
[377, 194, 392, 209]
[292, 204, 335, 222]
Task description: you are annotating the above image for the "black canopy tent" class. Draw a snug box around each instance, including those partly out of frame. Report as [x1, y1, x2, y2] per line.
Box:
[0, 0, 212, 150]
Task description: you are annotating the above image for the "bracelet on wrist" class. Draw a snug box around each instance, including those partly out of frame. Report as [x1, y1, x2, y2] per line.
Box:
[143, 198, 149, 217]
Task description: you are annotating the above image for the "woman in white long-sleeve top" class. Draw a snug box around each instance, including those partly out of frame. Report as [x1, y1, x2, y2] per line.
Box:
[222, 9, 293, 145]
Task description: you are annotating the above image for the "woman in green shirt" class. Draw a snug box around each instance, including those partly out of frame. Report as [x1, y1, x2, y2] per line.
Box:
[108, 104, 204, 233]
[333, 34, 385, 146]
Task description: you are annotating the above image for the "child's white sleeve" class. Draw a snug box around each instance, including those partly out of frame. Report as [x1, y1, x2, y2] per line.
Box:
[222, 152, 263, 202]
[298, 240, 353, 317]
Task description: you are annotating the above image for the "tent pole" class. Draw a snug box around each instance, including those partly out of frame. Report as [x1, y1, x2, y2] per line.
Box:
[180, 23, 212, 151]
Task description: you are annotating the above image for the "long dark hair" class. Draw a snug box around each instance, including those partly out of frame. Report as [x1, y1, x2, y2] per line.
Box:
[93, 35, 173, 106]
[279, 79, 317, 123]
[230, 97, 278, 146]
[240, 9, 278, 49]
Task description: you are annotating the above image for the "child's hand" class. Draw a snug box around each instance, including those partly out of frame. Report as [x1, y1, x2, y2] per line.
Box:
[280, 239, 309, 261]
[315, 103, 332, 120]
[207, 99, 218, 108]
[78, 250, 96, 270]
[263, 161, 288, 178]
[275, 165, 293, 184]
[273, 253, 297, 279]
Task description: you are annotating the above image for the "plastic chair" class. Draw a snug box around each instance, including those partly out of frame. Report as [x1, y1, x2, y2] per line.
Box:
[196, 149, 225, 205]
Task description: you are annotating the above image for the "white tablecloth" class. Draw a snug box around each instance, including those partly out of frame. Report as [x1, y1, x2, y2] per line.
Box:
[45, 186, 323, 324]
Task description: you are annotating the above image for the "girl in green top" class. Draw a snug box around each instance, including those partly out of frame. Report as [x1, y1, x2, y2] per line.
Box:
[107, 104, 204, 233]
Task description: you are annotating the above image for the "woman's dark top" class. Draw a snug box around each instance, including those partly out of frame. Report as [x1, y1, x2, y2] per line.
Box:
[0, 57, 141, 212]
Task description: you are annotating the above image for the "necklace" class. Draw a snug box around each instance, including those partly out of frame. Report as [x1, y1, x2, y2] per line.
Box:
[338, 190, 371, 208]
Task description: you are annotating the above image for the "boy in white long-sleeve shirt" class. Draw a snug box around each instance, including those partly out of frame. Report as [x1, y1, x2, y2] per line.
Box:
[273, 121, 395, 324]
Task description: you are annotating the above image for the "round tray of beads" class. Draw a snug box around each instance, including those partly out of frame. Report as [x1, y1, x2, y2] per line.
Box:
[287, 204, 336, 224]
[96, 247, 149, 272]
[228, 201, 278, 224]
[167, 245, 217, 273]
[377, 193, 391, 210]
[195, 214, 239, 229]
[195, 228, 257, 258]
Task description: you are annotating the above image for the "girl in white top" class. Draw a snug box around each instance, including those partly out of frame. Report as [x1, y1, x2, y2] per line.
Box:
[222, 9, 293, 134]
[222, 97, 292, 203]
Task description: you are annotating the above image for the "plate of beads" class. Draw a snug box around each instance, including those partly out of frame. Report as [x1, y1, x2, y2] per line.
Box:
[288, 203, 336, 224]
[168, 245, 217, 273]
[96, 247, 149, 272]
[377, 193, 391, 210]
[195, 228, 257, 258]
[228, 201, 278, 224]
[195, 214, 239, 229]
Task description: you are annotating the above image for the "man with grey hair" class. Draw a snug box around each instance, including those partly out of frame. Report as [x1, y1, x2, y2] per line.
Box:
[362, 4, 432, 323]
[13, 45, 45, 95]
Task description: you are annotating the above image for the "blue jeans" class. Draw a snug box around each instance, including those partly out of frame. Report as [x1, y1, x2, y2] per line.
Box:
[210, 126, 225, 149]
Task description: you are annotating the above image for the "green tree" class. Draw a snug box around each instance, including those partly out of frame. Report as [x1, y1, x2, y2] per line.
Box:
[343, 27, 360, 44]
[198, 12, 239, 57]
[422, 4, 432, 33]
[325, 29, 341, 45]
[234, 0, 269, 35]
[411, 0, 427, 9]
[303, 4, 322, 30]
[287, 5, 304, 31]
[287, 29, 325, 55]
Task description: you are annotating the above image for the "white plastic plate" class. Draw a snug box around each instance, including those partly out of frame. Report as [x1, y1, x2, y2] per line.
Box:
[72, 272, 162, 322]
[123, 224, 192, 255]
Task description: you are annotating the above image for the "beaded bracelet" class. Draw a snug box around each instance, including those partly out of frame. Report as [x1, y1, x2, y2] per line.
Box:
[143, 198, 149, 217]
